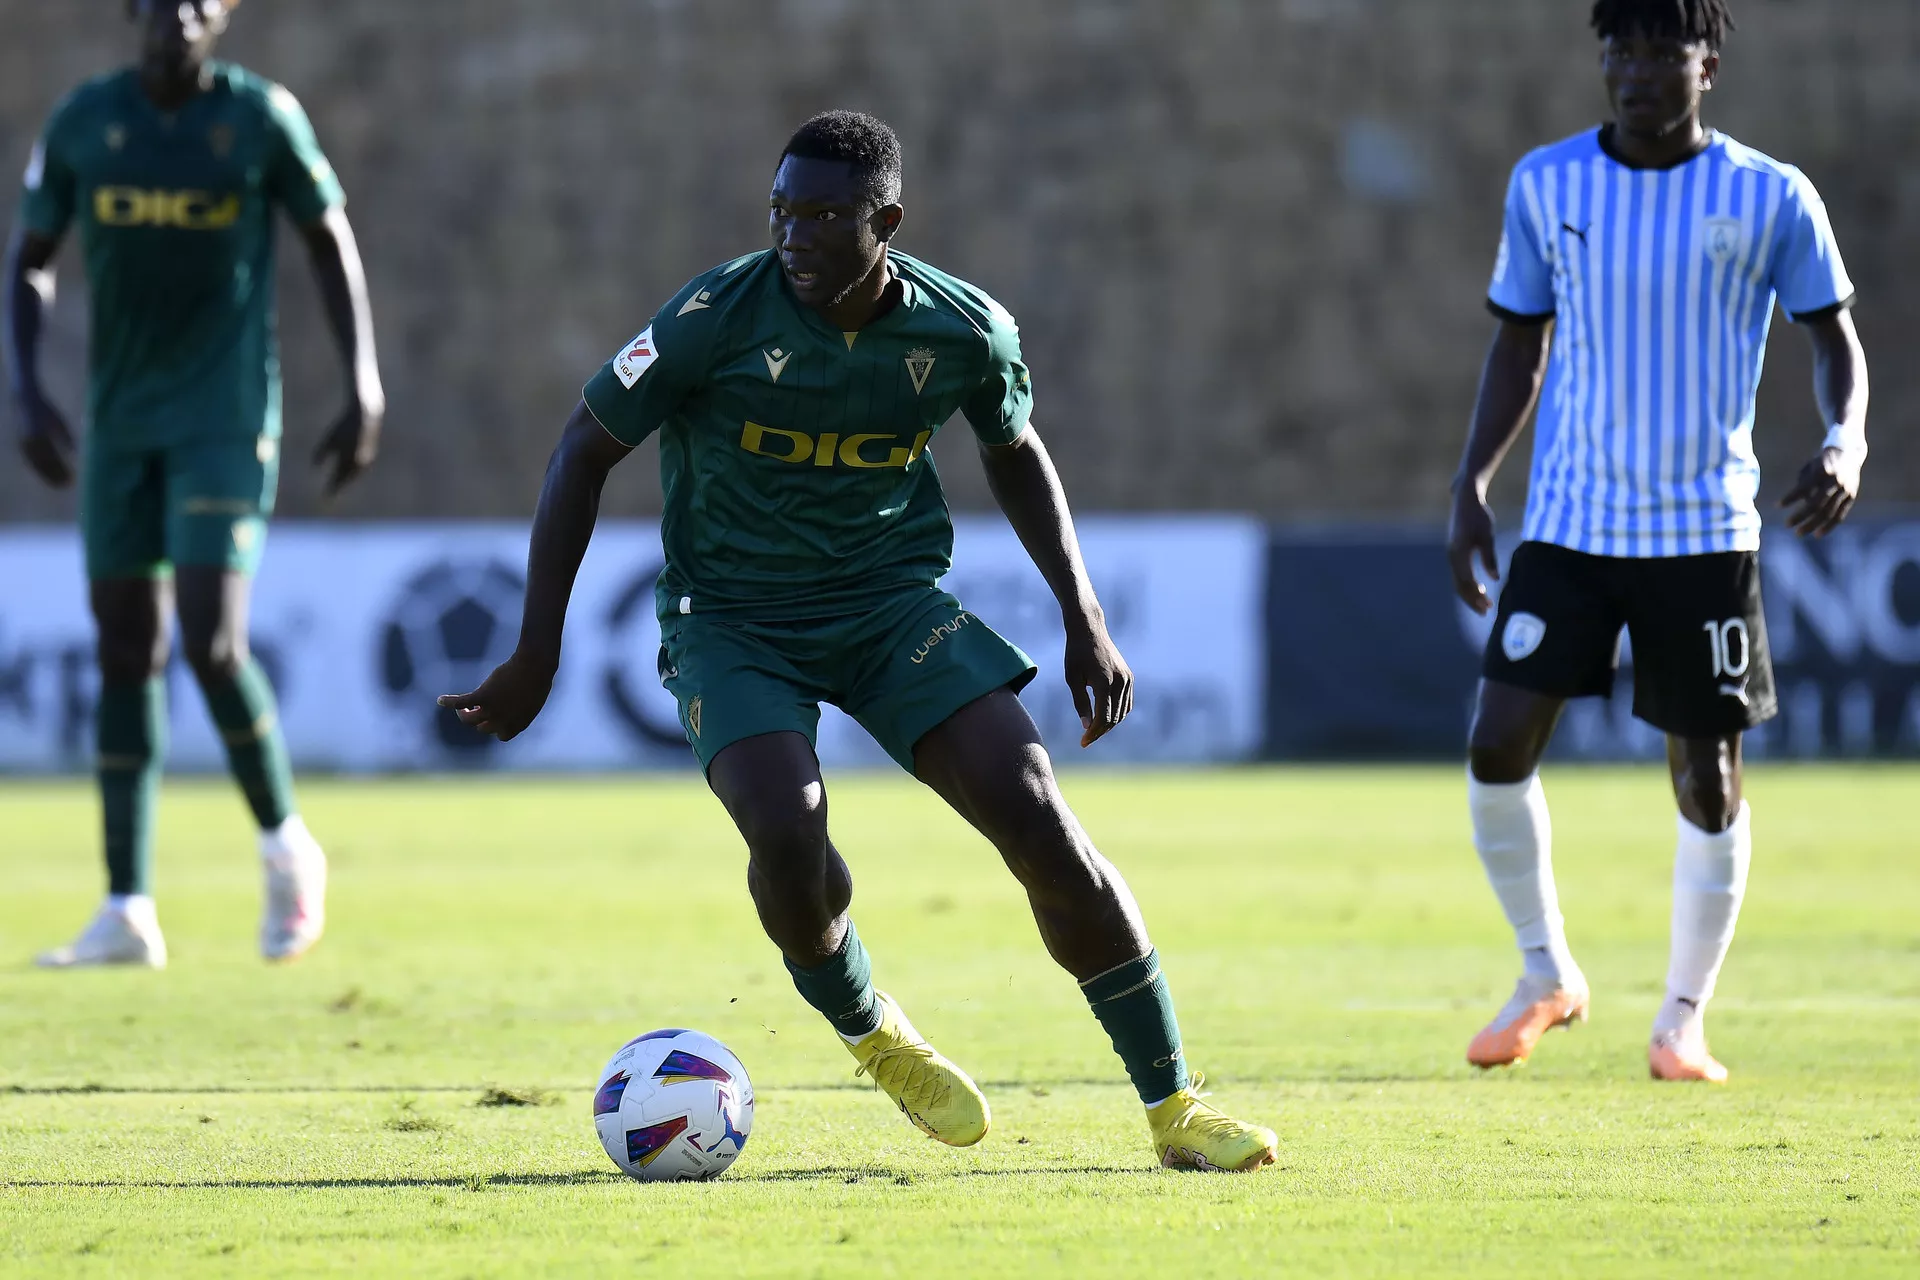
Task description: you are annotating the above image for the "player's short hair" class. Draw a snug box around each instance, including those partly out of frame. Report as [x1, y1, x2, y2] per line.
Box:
[779, 111, 904, 211]
[1590, 0, 1734, 49]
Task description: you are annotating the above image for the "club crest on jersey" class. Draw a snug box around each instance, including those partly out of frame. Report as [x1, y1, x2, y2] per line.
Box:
[1704, 217, 1744, 264]
[105, 124, 126, 151]
[614, 327, 657, 389]
[1502, 612, 1547, 662]
[904, 347, 936, 395]
[209, 124, 234, 158]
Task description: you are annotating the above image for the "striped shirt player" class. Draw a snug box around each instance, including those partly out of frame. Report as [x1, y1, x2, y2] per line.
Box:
[1488, 129, 1853, 559]
[1446, 0, 1871, 1089]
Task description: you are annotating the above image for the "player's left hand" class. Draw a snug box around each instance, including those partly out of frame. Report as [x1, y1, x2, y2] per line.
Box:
[1779, 446, 1860, 538]
[1064, 610, 1133, 748]
[313, 396, 384, 497]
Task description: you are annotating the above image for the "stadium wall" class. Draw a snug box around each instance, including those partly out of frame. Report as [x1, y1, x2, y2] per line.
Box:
[2, 518, 1917, 772]
[1, 0, 1916, 527]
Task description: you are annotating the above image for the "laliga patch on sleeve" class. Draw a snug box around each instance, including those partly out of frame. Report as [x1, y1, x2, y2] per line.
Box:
[614, 326, 658, 389]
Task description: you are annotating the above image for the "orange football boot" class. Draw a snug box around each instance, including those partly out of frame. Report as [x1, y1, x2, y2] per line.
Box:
[1648, 1028, 1729, 1083]
[1467, 974, 1589, 1069]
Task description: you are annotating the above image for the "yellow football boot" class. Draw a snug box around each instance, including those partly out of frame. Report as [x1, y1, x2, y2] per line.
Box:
[845, 990, 990, 1147]
[1147, 1073, 1278, 1172]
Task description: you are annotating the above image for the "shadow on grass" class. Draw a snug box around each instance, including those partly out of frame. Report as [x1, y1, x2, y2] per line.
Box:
[8, 1165, 1150, 1190]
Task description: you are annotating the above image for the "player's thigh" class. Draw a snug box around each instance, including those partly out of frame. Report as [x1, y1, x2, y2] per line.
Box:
[841, 590, 1037, 775]
[88, 575, 173, 681]
[1664, 732, 1744, 832]
[706, 730, 831, 865]
[165, 436, 277, 578]
[659, 615, 827, 776]
[912, 687, 1078, 861]
[1624, 552, 1776, 739]
[81, 444, 169, 582]
[1480, 541, 1625, 704]
[1468, 680, 1567, 783]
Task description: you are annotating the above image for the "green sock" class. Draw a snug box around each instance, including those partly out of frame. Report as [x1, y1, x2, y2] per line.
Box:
[784, 921, 883, 1039]
[98, 677, 166, 897]
[1082, 948, 1190, 1104]
[202, 657, 295, 830]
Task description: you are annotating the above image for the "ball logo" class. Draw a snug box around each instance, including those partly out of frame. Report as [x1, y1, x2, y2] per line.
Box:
[378, 558, 527, 755]
[1502, 612, 1547, 662]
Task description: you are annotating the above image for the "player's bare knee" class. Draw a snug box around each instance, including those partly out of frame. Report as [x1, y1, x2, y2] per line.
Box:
[1468, 738, 1537, 785]
[181, 631, 244, 685]
[735, 791, 830, 885]
[1676, 769, 1738, 832]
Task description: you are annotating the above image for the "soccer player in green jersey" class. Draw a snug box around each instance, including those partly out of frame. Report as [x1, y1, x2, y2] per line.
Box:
[6, 1, 384, 967]
[439, 112, 1277, 1171]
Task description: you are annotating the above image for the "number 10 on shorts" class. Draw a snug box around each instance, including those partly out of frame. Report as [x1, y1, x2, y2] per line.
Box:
[1703, 618, 1751, 679]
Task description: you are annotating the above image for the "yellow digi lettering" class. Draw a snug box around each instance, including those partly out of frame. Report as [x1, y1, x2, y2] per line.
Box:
[93, 186, 239, 229]
[740, 420, 814, 464]
[739, 423, 930, 470]
[838, 434, 911, 469]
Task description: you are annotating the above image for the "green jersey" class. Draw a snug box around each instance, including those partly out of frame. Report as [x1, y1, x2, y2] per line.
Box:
[583, 250, 1034, 622]
[17, 63, 344, 449]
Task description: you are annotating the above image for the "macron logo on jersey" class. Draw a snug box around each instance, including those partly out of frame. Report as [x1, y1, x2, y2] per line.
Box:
[614, 327, 657, 389]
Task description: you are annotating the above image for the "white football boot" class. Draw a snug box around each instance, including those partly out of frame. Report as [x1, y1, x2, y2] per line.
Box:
[36, 897, 168, 968]
[260, 815, 327, 962]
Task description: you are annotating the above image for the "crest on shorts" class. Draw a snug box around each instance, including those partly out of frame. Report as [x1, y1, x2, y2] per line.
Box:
[1704, 216, 1743, 264]
[687, 695, 702, 739]
[1502, 612, 1547, 662]
[904, 348, 936, 395]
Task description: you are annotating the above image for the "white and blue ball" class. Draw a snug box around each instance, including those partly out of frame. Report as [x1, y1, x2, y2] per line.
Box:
[592, 1029, 754, 1182]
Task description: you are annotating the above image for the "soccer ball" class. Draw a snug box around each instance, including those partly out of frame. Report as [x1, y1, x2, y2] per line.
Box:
[592, 1029, 754, 1183]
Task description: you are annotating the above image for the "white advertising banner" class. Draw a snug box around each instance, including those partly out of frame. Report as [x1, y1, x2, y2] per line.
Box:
[0, 517, 1265, 773]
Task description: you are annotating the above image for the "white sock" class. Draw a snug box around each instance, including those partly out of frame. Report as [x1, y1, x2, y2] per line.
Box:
[1468, 771, 1577, 985]
[106, 894, 157, 927]
[260, 814, 313, 861]
[1657, 802, 1752, 1036]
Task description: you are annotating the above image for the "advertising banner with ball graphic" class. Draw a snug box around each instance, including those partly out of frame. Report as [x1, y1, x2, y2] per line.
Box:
[0, 517, 1268, 772]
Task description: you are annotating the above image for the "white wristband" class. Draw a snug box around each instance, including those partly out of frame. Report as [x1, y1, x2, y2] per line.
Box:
[1823, 422, 1867, 459]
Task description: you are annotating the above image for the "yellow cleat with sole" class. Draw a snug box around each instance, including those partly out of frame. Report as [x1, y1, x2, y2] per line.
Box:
[1147, 1072, 1278, 1172]
[845, 990, 990, 1147]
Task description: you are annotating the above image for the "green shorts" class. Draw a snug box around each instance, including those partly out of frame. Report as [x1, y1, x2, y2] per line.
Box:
[658, 588, 1037, 774]
[81, 435, 279, 580]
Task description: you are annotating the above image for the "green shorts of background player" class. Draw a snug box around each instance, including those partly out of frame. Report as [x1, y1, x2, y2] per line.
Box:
[441, 111, 1279, 1172]
[5, 0, 384, 968]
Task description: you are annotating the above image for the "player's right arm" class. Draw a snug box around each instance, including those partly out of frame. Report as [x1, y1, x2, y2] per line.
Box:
[1447, 163, 1555, 615]
[6, 109, 79, 488]
[439, 294, 711, 741]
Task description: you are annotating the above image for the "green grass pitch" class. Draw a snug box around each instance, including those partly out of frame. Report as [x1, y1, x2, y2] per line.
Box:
[2, 766, 1916, 1277]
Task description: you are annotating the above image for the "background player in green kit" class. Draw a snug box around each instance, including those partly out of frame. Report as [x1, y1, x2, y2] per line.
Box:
[439, 112, 1278, 1172]
[5, 0, 384, 967]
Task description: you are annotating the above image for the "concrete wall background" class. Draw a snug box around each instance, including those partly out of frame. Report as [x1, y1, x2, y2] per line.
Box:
[3, 0, 1914, 525]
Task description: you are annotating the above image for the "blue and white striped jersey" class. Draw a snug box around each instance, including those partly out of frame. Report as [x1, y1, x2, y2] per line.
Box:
[1488, 128, 1853, 558]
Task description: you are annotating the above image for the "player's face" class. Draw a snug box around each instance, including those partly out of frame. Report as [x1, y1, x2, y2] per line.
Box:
[1602, 33, 1717, 139]
[138, 1, 231, 80]
[768, 156, 899, 311]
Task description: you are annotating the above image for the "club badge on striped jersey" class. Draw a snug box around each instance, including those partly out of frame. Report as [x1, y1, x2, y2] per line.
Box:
[1502, 612, 1547, 662]
[1704, 217, 1744, 264]
[904, 347, 936, 395]
[614, 327, 657, 389]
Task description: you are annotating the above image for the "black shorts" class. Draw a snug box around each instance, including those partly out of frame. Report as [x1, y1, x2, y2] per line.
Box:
[1482, 541, 1777, 738]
